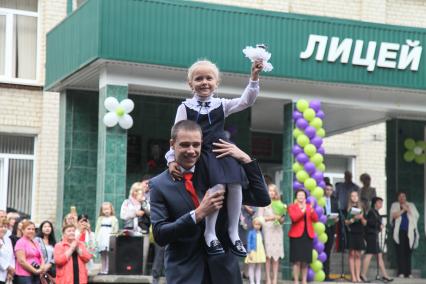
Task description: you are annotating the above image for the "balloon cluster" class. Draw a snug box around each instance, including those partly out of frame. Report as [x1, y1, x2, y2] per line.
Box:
[292, 100, 327, 282]
[403, 138, 426, 164]
[103, 97, 134, 130]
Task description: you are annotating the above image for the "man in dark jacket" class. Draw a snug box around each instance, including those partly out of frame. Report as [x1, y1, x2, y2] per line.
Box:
[150, 120, 270, 284]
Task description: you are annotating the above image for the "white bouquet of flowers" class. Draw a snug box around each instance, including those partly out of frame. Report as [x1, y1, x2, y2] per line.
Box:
[242, 44, 273, 72]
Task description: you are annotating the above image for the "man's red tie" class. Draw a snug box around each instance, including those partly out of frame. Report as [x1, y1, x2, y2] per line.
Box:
[183, 172, 200, 208]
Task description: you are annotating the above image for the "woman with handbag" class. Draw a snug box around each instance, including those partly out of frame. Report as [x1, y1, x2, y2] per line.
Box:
[14, 220, 47, 284]
[54, 224, 92, 284]
[34, 221, 56, 279]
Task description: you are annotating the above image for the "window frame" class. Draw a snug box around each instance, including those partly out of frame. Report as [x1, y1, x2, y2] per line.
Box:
[0, 135, 37, 217]
[0, 6, 40, 86]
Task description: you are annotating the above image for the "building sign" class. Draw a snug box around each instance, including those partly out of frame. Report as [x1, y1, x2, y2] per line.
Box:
[300, 34, 422, 72]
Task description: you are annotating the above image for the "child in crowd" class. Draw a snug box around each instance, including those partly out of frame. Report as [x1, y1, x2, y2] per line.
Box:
[95, 202, 119, 275]
[345, 191, 366, 283]
[245, 217, 266, 284]
[166, 59, 263, 256]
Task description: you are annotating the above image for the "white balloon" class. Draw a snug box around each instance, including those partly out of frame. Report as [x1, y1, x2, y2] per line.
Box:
[119, 114, 133, 129]
[104, 97, 119, 112]
[120, 99, 134, 113]
[414, 146, 423, 155]
[103, 112, 119, 127]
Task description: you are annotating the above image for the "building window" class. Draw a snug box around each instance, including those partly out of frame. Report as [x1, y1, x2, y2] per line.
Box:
[0, 134, 35, 217]
[0, 0, 38, 82]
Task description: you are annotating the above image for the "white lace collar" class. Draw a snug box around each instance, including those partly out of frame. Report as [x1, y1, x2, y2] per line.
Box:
[183, 94, 222, 113]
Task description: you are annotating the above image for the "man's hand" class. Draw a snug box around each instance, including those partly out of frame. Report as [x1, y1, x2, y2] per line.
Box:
[194, 190, 225, 223]
[212, 139, 252, 164]
[136, 210, 145, 217]
[168, 161, 183, 181]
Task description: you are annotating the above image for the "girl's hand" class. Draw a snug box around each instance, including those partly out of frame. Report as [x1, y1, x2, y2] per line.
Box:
[212, 139, 251, 164]
[168, 161, 182, 181]
[251, 60, 264, 81]
[355, 214, 363, 220]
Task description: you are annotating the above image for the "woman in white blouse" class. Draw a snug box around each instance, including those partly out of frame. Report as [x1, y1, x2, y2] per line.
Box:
[0, 218, 15, 284]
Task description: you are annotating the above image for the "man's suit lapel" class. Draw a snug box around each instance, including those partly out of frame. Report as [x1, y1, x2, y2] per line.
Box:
[168, 174, 195, 210]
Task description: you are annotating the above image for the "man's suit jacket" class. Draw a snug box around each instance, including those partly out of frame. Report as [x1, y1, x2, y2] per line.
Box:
[288, 204, 318, 238]
[150, 160, 270, 284]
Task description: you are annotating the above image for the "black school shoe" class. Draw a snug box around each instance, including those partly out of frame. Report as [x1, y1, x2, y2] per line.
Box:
[230, 240, 247, 257]
[206, 239, 225, 256]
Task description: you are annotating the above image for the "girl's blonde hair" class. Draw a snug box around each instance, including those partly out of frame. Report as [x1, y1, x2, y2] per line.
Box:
[253, 216, 264, 227]
[187, 59, 220, 82]
[99, 201, 115, 217]
[129, 182, 144, 198]
[268, 183, 281, 199]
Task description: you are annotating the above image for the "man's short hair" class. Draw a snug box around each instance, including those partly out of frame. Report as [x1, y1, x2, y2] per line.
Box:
[171, 120, 202, 140]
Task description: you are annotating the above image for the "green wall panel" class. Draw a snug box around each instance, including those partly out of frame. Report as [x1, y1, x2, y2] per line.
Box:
[63, 90, 99, 224]
[47, 0, 426, 90]
[386, 119, 426, 277]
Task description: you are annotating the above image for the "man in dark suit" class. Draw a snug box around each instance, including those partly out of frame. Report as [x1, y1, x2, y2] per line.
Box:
[150, 120, 270, 284]
[324, 183, 339, 281]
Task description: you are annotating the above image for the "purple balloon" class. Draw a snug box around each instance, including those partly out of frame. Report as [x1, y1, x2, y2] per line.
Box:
[292, 145, 303, 156]
[296, 118, 309, 130]
[309, 100, 321, 112]
[307, 196, 316, 206]
[320, 214, 327, 224]
[315, 242, 325, 253]
[304, 162, 316, 174]
[318, 252, 327, 263]
[293, 110, 303, 120]
[313, 236, 319, 245]
[311, 136, 323, 148]
[307, 268, 315, 282]
[304, 126, 316, 138]
[316, 110, 325, 119]
[317, 146, 325, 155]
[296, 153, 309, 164]
[293, 181, 303, 190]
[318, 180, 326, 188]
[313, 171, 324, 183]
[315, 205, 324, 217]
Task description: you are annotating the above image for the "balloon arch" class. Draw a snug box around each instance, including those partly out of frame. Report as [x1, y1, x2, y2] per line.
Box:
[292, 99, 327, 282]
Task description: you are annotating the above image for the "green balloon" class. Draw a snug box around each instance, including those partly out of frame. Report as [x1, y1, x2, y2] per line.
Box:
[293, 162, 304, 173]
[310, 153, 324, 166]
[312, 249, 318, 261]
[312, 187, 324, 199]
[313, 222, 325, 235]
[310, 117, 323, 130]
[417, 141, 426, 149]
[404, 151, 415, 162]
[293, 128, 303, 138]
[318, 197, 326, 207]
[317, 128, 326, 138]
[318, 163, 326, 172]
[304, 178, 317, 191]
[303, 108, 316, 121]
[319, 232, 328, 243]
[310, 260, 323, 272]
[297, 135, 310, 147]
[296, 100, 309, 112]
[314, 270, 326, 281]
[404, 138, 416, 150]
[304, 144, 317, 157]
[296, 170, 309, 183]
[415, 154, 426, 164]
[115, 106, 125, 117]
